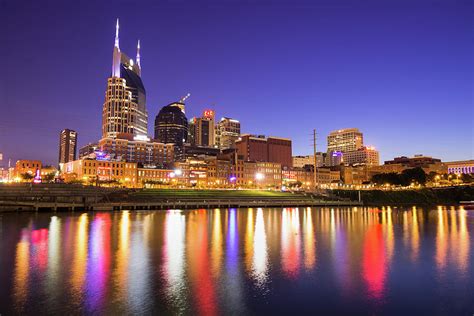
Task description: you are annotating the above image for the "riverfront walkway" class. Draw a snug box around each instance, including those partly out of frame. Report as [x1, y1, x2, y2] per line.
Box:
[0, 184, 361, 212]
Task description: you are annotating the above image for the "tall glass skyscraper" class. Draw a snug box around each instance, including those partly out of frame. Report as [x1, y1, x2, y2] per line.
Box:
[102, 19, 148, 140]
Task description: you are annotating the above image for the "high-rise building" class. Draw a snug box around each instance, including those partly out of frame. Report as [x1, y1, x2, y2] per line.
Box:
[59, 129, 77, 165]
[102, 19, 147, 140]
[235, 134, 292, 168]
[327, 128, 363, 153]
[154, 102, 188, 161]
[189, 110, 216, 147]
[343, 146, 380, 166]
[216, 117, 240, 149]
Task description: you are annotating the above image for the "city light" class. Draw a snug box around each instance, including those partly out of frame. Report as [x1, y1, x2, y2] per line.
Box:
[255, 173, 264, 180]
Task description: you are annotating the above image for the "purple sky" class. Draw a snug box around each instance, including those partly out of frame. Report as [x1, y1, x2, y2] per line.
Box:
[1, 0, 473, 166]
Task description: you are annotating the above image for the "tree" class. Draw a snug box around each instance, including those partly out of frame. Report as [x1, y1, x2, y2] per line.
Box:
[461, 173, 474, 183]
[401, 167, 427, 186]
[42, 172, 56, 183]
[20, 173, 34, 181]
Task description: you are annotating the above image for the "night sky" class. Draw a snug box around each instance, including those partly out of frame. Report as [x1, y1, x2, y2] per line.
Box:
[1, 0, 473, 166]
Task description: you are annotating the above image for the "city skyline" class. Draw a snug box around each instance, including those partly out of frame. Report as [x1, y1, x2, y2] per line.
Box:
[2, 0, 473, 165]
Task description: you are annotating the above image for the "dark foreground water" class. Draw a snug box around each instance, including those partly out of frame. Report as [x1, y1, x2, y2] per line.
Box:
[0, 207, 473, 315]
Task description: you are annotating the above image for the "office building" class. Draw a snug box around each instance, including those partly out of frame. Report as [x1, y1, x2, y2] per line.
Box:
[216, 117, 240, 149]
[236, 134, 292, 168]
[154, 102, 188, 161]
[59, 129, 77, 165]
[102, 20, 148, 140]
[327, 128, 363, 153]
[189, 110, 216, 147]
[343, 146, 380, 166]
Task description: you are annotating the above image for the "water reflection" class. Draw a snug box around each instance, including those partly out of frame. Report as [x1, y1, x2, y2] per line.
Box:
[162, 210, 187, 313]
[5, 206, 473, 315]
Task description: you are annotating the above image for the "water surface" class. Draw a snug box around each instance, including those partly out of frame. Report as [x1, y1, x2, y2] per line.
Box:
[0, 207, 473, 314]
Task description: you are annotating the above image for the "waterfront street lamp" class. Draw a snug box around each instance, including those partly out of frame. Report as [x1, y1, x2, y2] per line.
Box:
[255, 172, 264, 189]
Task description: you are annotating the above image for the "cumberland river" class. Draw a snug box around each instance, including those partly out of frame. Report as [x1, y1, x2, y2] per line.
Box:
[0, 207, 473, 314]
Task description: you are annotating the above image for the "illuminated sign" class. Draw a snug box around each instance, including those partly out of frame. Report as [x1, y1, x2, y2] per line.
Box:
[95, 151, 110, 161]
[203, 110, 215, 119]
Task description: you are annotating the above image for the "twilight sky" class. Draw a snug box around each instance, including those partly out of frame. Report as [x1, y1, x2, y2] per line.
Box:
[1, 0, 473, 166]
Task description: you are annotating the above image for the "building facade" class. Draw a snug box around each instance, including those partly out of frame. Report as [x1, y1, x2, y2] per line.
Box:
[99, 137, 174, 167]
[235, 134, 292, 168]
[216, 117, 240, 149]
[154, 103, 188, 161]
[63, 158, 138, 187]
[343, 146, 380, 166]
[79, 143, 99, 159]
[327, 128, 364, 153]
[58, 129, 77, 165]
[189, 110, 216, 147]
[446, 160, 474, 174]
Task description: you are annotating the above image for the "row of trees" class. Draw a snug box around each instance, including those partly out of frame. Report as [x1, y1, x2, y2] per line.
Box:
[371, 167, 427, 186]
[371, 167, 474, 187]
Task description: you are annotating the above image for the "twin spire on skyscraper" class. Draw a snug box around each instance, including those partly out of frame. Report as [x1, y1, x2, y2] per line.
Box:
[112, 18, 141, 77]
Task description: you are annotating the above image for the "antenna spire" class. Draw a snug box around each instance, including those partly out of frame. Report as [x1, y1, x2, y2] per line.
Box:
[136, 39, 141, 68]
[115, 18, 120, 48]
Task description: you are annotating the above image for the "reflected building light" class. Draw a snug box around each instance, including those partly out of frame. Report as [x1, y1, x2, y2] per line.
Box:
[225, 208, 244, 313]
[245, 208, 254, 272]
[384, 207, 394, 264]
[211, 209, 223, 278]
[86, 214, 112, 313]
[187, 211, 216, 316]
[362, 224, 387, 301]
[31, 228, 49, 271]
[281, 208, 301, 278]
[252, 208, 268, 288]
[411, 207, 420, 262]
[457, 207, 470, 274]
[128, 214, 152, 314]
[303, 207, 316, 270]
[163, 210, 187, 311]
[436, 207, 448, 273]
[114, 211, 130, 303]
[13, 229, 30, 311]
[71, 213, 88, 299]
[46, 216, 62, 309]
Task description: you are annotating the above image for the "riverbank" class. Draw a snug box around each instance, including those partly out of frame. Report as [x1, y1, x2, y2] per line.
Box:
[1, 184, 472, 212]
[0, 184, 360, 212]
[331, 185, 474, 206]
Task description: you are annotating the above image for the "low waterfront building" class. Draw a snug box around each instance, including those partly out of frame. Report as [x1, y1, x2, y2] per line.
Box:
[62, 158, 138, 187]
[138, 167, 174, 187]
[446, 160, 474, 174]
[12, 160, 42, 181]
[384, 155, 441, 167]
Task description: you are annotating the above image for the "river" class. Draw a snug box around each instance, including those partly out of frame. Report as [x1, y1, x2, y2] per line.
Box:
[0, 206, 473, 314]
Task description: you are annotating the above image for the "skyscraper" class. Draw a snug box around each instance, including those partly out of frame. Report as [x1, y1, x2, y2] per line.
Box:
[102, 19, 148, 140]
[154, 101, 188, 161]
[189, 110, 216, 147]
[59, 129, 77, 165]
[216, 117, 240, 149]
